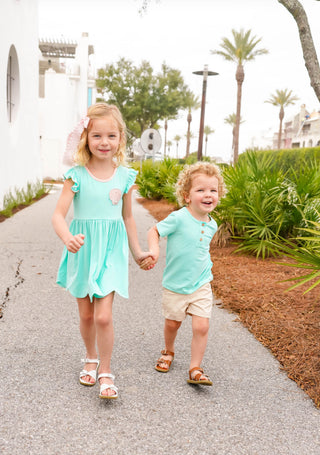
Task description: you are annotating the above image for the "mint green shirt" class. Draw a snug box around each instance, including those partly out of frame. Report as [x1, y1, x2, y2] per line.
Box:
[157, 207, 218, 294]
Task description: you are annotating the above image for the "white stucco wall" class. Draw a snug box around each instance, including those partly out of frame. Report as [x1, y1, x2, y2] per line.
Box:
[0, 0, 41, 209]
[39, 33, 97, 180]
[39, 69, 78, 179]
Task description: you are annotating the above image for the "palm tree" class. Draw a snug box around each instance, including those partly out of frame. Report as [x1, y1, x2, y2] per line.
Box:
[163, 119, 168, 157]
[167, 140, 172, 156]
[211, 29, 268, 164]
[265, 89, 299, 149]
[174, 135, 182, 159]
[203, 126, 215, 157]
[184, 131, 195, 157]
[224, 113, 244, 162]
[185, 94, 201, 158]
[279, 0, 320, 104]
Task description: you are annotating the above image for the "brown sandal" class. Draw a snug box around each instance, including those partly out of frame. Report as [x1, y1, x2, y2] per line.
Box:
[187, 367, 212, 386]
[155, 349, 174, 373]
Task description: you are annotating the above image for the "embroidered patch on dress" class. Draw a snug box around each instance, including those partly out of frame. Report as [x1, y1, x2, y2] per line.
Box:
[109, 188, 122, 205]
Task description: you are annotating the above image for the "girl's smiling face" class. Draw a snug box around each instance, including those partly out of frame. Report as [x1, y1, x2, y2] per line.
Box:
[87, 116, 121, 161]
[185, 173, 219, 220]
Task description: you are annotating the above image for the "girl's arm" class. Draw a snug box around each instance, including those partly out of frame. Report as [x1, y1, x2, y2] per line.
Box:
[122, 186, 153, 265]
[52, 179, 85, 253]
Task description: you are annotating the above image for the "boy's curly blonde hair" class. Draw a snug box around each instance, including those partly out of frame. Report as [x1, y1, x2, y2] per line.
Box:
[175, 162, 226, 207]
[74, 103, 127, 166]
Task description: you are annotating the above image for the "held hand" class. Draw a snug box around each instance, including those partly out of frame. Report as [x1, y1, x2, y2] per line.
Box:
[140, 257, 156, 270]
[65, 233, 85, 253]
[138, 251, 158, 271]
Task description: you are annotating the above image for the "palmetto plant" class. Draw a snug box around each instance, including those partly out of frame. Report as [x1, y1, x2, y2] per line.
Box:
[265, 89, 299, 149]
[215, 152, 320, 258]
[211, 29, 268, 164]
[275, 221, 320, 293]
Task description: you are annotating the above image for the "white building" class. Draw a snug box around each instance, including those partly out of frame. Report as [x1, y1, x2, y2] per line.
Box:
[39, 32, 97, 179]
[272, 104, 320, 150]
[1, 0, 42, 210]
[289, 104, 320, 149]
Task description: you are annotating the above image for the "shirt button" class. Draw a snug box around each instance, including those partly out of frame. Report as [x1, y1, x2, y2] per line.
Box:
[202, 223, 205, 226]
[200, 238, 203, 241]
[201, 230, 204, 234]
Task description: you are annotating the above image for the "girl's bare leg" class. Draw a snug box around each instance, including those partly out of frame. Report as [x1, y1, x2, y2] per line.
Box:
[189, 315, 210, 379]
[77, 296, 97, 383]
[94, 292, 116, 396]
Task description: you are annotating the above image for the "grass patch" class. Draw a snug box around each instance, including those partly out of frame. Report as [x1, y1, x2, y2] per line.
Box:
[0, 180, 50, 221]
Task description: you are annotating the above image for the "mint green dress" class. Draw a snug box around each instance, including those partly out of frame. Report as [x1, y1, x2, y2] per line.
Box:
[56, 165, 138, 301]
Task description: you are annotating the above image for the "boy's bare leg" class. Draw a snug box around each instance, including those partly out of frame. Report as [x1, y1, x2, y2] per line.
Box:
[189, 315, 210, 379]
[157, 318, 181, 369]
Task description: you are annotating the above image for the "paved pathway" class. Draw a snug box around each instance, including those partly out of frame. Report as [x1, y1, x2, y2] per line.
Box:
[0, 187, 319, 455]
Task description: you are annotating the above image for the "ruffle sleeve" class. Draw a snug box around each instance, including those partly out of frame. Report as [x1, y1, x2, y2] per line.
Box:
[124, 168, 138, 193]
[63, 167, 80, 193]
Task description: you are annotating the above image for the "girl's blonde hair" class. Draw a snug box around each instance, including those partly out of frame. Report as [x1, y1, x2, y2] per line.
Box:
[74, 103, 127, 166]
[175, 162, 226, 207]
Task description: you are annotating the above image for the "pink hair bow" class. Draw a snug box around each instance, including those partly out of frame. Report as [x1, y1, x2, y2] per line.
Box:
[63, 116, 90, 166]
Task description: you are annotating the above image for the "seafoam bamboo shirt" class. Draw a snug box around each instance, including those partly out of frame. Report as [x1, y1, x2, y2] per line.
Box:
[156, 207, 218, 294]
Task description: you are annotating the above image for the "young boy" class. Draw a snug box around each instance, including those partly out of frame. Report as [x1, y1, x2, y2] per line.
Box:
[141, 162, 226, 385]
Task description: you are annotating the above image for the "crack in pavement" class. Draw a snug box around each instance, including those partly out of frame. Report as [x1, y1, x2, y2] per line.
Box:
[0, 259, 24, 319]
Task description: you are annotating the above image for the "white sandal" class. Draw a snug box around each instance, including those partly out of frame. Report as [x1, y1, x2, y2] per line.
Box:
[79, 358, 99, 386]
[98, 373, 118, 400]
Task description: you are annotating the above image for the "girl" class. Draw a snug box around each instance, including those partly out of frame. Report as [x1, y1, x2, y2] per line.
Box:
[52, 103, 152, 400]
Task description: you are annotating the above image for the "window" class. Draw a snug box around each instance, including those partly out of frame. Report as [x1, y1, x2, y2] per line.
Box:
[88, 87, 92, 107]
[6, 45, 20, 122]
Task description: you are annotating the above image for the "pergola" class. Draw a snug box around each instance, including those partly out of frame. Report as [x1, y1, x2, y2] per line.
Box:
[39, 38, 94, 59]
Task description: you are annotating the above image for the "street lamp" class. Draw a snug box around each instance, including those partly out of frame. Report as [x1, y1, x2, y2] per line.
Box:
[193, 64, 218, 160]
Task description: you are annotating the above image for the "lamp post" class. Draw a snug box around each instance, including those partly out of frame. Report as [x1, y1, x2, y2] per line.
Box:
[193, 64, 218, 161]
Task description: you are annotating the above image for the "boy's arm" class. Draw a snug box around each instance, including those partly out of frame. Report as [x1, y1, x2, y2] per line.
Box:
[148, 225, 160, 261]
[140, 225, 160, 270]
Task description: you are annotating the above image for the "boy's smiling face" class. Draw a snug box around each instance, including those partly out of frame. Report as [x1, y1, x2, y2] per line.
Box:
[185, 173, 219, 221]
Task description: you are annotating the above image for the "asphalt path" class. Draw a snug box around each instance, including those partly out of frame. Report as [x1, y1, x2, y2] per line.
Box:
[0, 186, 319, 455]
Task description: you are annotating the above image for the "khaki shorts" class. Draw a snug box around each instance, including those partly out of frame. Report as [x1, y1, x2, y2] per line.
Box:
[162, 282, 213, 321]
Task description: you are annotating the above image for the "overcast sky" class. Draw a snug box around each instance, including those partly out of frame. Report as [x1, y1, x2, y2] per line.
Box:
[38, 0, 320, 162]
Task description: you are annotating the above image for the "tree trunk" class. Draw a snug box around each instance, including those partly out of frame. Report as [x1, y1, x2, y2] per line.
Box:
[186, 111, 192, 157]
[234, 63, 244, 164]
[278, 106, 284, 149]
[278, 0, 320, 103]
[164, 119, 168, 158]
[232, 126, 235, 161]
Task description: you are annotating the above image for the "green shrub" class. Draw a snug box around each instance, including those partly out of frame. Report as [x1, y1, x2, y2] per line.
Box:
[135, 158, 182, 204]
[216, 151, 320, 258]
